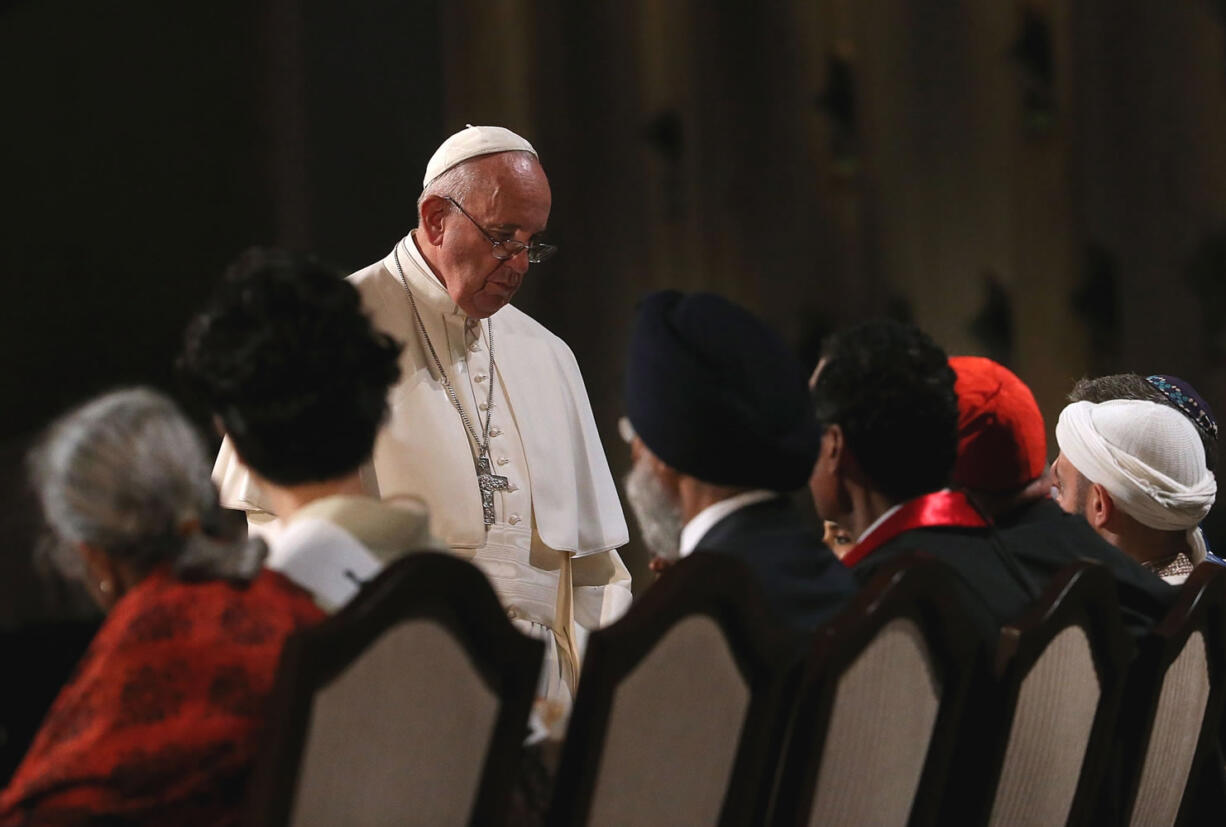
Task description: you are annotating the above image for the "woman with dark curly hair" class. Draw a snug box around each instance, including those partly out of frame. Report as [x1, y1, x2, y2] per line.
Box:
[0, 388, 324, 826]
[179, 248, 442, 611]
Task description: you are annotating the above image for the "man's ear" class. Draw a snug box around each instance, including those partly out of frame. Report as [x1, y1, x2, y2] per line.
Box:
[1087, 482, 1114, 530]
[821, 423, 844, 467]
[810, 424, 851, 522]
[418, 195, 450, 246]
[826, 423, 866, 481]
[809, 424, 844, 491]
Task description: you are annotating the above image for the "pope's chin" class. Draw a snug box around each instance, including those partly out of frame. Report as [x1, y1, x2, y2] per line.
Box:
[473, 289, 517, 317]
[463, 298, 506, 320]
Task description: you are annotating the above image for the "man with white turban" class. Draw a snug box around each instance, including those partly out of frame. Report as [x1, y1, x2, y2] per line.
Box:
[1052, 399, 1218, 584]
[212, 125, 633, 727]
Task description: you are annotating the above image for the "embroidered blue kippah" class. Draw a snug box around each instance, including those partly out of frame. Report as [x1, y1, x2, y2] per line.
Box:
[1146, 375, 1218, 441]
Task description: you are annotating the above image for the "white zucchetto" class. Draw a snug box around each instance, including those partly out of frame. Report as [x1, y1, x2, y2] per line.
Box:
[1056, 399, 1217, 531]
[422, 125, 537, 188]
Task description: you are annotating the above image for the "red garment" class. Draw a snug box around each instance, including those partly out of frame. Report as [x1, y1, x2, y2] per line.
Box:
[0, 568, 324, 826]
[842, 490, 988, 568]
[950, 355, 1047, 493]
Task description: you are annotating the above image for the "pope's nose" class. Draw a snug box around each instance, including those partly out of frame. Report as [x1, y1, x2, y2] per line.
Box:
[505, 248, 531, 275]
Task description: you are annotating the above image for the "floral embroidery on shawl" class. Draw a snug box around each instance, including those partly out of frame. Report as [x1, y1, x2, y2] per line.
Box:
[0, 568, 324, 826]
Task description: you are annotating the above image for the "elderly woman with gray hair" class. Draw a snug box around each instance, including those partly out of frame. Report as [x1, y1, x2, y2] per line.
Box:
[0, 388, 324, 827]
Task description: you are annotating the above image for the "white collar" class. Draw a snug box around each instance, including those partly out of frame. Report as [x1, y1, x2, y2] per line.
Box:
[679, 490, 779, 558]
[266, 518, 385, 612]
[856, 502, 905, 545]
[394, 232, 469, 318]
[288, 494, 441, 557]
[266, 494, 441, 612]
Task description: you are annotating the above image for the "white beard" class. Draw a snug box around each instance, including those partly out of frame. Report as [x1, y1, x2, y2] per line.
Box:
[623, 456, 684, 563]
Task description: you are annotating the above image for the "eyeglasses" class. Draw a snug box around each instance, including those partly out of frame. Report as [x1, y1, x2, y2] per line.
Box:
[444, 196, 558, 264]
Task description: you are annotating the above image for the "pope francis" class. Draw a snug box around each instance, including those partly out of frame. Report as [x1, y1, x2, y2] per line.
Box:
[213, 125, 633, 723]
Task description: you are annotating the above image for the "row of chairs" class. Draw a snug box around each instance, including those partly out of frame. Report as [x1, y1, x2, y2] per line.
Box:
[246, 548, 1226, 826]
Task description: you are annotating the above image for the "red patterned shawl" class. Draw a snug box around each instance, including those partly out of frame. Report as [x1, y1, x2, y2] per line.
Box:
[0, 568, 324, 826]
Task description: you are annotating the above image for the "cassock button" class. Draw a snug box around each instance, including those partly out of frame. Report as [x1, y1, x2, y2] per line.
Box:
[479, 402, 489, 411]
[490, 427, 502, 437]
[469, 343, 481, 353]
[508, 514, 522, 525]
[474, 374, 487, 383]
[497, 457, 510, 466]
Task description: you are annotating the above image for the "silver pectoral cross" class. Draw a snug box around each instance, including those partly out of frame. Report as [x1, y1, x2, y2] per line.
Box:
[476, 454, 509, 526]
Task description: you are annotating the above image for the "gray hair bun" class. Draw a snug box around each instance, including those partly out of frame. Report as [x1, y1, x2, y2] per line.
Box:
[31, 387, 263, 585]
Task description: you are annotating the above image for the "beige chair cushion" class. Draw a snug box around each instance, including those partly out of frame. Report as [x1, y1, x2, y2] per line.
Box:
[988, 625, 1099, 827]
[807, 617, 941, 827]
[1129, 630, 1211, 827]
[586, 615, 750, 827]
[289, 619, 500, 827]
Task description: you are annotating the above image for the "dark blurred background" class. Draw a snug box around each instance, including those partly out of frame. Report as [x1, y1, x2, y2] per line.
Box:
[3, 0, 1226, 629]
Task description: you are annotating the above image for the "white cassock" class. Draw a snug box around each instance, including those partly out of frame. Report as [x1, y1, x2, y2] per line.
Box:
[213, 233, 633, 728]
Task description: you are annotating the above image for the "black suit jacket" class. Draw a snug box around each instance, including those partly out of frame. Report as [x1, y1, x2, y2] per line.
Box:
[995, 497, 1176, 638]
[852, 525, 1039, 649]
[693, 496, 856, 631]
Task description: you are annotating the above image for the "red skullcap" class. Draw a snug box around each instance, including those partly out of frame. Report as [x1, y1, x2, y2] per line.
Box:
[950, 356, 1047, 493]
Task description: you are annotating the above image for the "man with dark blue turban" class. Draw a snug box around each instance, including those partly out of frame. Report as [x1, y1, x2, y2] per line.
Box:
[621, 290, 854, 630]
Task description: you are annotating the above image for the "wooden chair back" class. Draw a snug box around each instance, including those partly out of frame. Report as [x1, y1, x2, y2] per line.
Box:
[247, 551, 544, 827]
[546, 552, 803, 827]
[976, 562, 1132, 827]
[771, 553, 985, 827]
[1119, 563, 1226, 827]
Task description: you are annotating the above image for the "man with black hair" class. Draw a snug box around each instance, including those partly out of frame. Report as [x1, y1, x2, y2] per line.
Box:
[180, 248, 443, 611]
[808, 320, 1034, 644]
